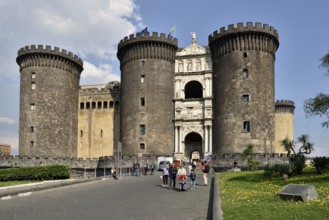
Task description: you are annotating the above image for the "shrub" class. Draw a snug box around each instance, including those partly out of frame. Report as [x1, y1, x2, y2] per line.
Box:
[241, 144, 260, 171]
[263, 164, 292, 179]
[311, 156, 329, 174]
[248, 160, 260, 171]
[291, 154, 306, 175]
[277, 164, 292, 176]
[263, 165, 274, 178]
[0, 164, 70, 181]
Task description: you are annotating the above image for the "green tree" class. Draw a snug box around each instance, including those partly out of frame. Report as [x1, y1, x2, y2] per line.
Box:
[241, 144, 259, 171]
[297, 134, 314, 154]
[280, 134, 314, 175]
[280, 137, 295, 158]
[304, 52, 329, 128]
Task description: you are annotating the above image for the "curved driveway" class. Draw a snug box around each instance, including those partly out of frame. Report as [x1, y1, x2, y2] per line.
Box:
[0, 171, 213, 220]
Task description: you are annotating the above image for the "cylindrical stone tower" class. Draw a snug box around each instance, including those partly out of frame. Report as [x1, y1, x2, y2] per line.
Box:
[209, 22, 279, 154]
[117, 32, 178, 156]
[275, 100, 295, 153]
[16, 45, 83, 157]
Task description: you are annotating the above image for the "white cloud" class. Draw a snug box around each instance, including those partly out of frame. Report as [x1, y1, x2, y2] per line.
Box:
[0, 0, 143, 80]
[81, 61, 120, 85]
[0, 117, 15, 125]
[0, 0, 143, 155]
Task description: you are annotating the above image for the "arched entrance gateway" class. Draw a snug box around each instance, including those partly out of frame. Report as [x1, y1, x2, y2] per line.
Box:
[173, 33, 213, 161]
[184, 132, 203, 161]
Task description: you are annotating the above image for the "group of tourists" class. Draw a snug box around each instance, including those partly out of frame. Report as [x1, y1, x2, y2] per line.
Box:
[161, 160, 210, 191]
[132, 162, 155, 176]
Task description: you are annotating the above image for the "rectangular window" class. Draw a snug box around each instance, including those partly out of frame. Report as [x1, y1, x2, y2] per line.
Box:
[140, 143, 145, 150]
[243, 121, 251, 132]
[242, 94, 250, 102]
[30, 127, 35, 133]
[31, 103, 35, 111]
[243, 69, 249, 78]
[141, 75, 145, 83]
[31, 82, 36, 90]
[244, 52, 248, 58]
[140, 98, 145, 106]
[100, 129, 103, 138]
[80, 130, 83, 137]
[140, 125, 145, 135]
[31, 72, 36, 78]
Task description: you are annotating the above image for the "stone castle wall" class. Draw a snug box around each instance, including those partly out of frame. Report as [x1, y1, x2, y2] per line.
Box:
[78, 82, 120, 159]
[117, 32, 178, 155]
[16, 45, 83, 158]
[13, 22, 295, 163]
[209, 22, 279, 155]
[275, 100, 295, 153]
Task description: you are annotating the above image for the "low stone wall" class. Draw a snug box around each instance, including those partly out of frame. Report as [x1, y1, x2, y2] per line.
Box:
[212, 153, 290, 167]
[0, 153, 290, 171]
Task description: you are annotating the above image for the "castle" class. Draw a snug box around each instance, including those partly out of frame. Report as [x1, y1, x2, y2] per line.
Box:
[15, 22, 295, 162]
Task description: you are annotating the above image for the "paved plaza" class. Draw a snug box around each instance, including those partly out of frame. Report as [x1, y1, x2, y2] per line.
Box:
[0, 170, 217, 220]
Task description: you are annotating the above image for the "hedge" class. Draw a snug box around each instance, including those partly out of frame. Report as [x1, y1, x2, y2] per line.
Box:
[0, 164, 70, 181]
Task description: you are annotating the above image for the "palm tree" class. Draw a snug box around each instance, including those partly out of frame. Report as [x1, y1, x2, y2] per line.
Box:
[297, 134, 314, 154]
[280, 137, 295, 158]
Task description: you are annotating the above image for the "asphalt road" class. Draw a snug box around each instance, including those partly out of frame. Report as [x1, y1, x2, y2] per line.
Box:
[0, 171, 213, 220]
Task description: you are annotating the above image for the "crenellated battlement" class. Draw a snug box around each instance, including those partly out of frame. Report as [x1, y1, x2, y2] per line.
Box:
[275, 100, 295, 113]
[17, 45, 83, 66]
[209, 22, 279, 42]
[208, 22, 279, 57]
[117, 32, 178, 65]
[275, 100, 295, 106]
[118, 32, 178, 49]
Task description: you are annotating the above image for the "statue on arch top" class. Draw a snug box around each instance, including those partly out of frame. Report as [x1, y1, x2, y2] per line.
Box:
[191, 32, 196, 44]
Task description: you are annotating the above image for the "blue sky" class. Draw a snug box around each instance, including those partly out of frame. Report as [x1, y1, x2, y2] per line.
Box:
[0, 0, 328, 156]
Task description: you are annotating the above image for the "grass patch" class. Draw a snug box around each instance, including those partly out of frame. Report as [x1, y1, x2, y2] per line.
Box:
[218, 167, 329, 220]
[0, 180, 40, 188]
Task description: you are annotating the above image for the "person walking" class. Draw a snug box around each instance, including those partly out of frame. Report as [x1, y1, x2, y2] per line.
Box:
[169, 164, 177, 189]
[150, 163, 155, 175]
[201, 161, 210, 186]
[189, 169, 196, 190]
[162, 164, 169, 187]
[192, 160, 197, 169]
[144, 163, 149, 175]
[187, 162, 192, 175]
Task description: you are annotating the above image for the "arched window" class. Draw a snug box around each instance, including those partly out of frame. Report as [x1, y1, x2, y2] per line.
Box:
[97, 101, 102, 108]
[92, 102, 96, 109]
[80, 102, 85, 109]
[103, 101, 108, 108]
[86, 102, 90, 109]
[110, 101, 114, 108]
[184, 81, 203, 99]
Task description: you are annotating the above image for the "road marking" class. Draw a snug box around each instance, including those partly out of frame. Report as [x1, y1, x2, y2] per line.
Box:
[18, 192, 32, 197]
[1, 196, 12, 200]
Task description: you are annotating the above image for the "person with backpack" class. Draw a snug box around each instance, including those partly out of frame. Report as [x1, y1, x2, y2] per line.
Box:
[201, 160, 210, 186]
